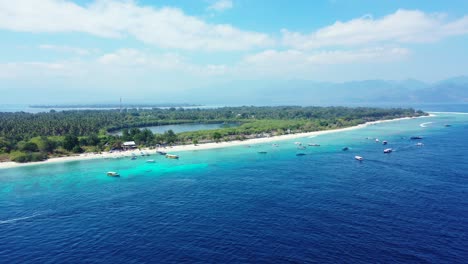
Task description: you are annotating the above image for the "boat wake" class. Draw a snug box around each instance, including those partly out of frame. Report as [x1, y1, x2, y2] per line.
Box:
[0, 212, 43, 224]
[420, 122, 433, 127]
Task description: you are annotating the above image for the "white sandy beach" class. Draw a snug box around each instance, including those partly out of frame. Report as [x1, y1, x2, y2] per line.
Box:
[0, 115, 434, 170]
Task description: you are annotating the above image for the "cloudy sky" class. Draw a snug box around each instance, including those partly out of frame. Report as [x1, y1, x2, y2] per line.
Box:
[0, 0, 468, 103]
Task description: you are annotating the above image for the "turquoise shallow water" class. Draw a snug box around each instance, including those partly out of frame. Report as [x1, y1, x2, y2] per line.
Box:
[1, 112, 468, 263]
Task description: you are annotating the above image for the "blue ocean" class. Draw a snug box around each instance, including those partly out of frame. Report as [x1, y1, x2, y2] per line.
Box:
[1, 111, 467, 263]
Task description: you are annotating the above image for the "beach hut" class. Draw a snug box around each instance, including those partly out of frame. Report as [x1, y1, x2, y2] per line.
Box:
[122, 141, 137, 150]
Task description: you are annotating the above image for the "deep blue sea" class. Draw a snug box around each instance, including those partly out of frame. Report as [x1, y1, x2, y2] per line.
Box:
[1, 110, 468, 263]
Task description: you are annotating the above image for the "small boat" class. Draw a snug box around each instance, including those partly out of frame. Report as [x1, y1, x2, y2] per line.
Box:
[445, 124, 451, 127]
[296, 153, 306, 156]
[384, 148, 393, 153]
[258, 151, 268, 154]
[410, 136, 423, 140]
[382, 141, 388, 145]
[294, 142, 302, 145]
[166, 154, 179, 159]
[107, 171, 120, 177]
[146, 159, 155, 163]
[156, 151, 167, 155]
[297, 146, 306, 150]
[308, 144, 320, 147]
[131, 156, 137, 160]
[355, 156, 363, 161]
[342, 147, 349, 151]
[140, 152, 145, 156]
[416, 142, 424, 146]
[272, 144, 279, 147]
[375, 138, 380, 143]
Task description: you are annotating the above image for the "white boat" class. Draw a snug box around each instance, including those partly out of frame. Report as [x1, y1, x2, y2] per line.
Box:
[294, 142, 302, 145]
[146, 159, 155, 163]
[375, 138, 380, 142]
[355, 156, 363, 161]
[416, 142, 424, 146]
[384, 148, 393, 153]
[107, 171, 120, 177]
[308, 143, 320, 146]
[166, 154, 179, 159]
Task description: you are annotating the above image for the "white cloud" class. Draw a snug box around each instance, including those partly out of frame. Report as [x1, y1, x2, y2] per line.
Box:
[282, 9, 468, 49]
[208, 0, 233, 12]
[244, 47, 410, 66]
[39, 44, 95, 55]
[0, 0, 271, 51]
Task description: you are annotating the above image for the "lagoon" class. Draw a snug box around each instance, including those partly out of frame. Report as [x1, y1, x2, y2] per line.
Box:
[110, 122, 240, 135]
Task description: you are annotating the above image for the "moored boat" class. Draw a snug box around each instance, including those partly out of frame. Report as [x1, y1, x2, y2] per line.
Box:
[382, 141, 388, 145]
[156, 151, 167, 155]
[146, 159, 155, 163]
[296, 153, 306, 156]
[355, 156, 363, 161]
[308, 143, 320, 146]
[166, 154, 179, 159]
[258, 151, 268, 154]
[342, 147, 349, 151]
[410, 136, 423, 140]
[107, 171, 120, 177]
[384, 148, 393, 153]
[416, 142, 424, 146]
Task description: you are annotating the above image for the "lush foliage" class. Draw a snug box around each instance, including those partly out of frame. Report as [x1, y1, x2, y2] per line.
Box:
[0, 106, 426, 162]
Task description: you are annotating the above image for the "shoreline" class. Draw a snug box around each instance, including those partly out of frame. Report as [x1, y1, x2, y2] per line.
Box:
[0, 115, 433, 170]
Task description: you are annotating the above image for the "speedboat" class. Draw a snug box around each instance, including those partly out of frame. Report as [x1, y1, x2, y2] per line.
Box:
[416, 142, 424, 146]
[375, 138, 380, 143]
[107, 171, 120, 177]
[355, 156, 363, 161]
[384, 148, 393, 153]
[382, 141, 388, 145]
[342, 147, 349, 151]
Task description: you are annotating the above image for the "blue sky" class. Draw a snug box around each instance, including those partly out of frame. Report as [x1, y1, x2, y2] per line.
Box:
[0, 0, 467, 103]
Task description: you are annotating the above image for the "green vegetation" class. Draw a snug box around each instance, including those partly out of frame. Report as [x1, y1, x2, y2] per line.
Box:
[0, 106, 426, 163]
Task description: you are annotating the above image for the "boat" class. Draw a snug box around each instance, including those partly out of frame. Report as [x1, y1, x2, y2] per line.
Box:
[272, 144, 279, 147]
[140, 152, 146, 156]
[258, 151, 268, 154]
[375, 138, 380, 142]
[308, 144, 320, 147]
[410, 136, 423, 140]
[384, 148, 393, 153]
[294, 142, 302, 145]
[445, 124, 451, 127]
[355, 156, 363, 161]
[342, 147, 349, 151]
[107, 171, 120, 177]
[297, 146, 306, 150]
[146, 159, 155, 163]
[296, 153, 306, 156]
[416, 142, 424, 146]
[166, 154, 179, 159]
[382, 141, 388, 145]
[131, 156, 137, 160]
[156, 151, 167, 155]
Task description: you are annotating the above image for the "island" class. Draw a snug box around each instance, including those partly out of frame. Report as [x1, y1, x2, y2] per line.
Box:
[0, 106, 427, 163]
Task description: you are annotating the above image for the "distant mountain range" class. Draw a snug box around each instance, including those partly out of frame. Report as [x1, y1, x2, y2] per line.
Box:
[193, 76, 468, 106]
